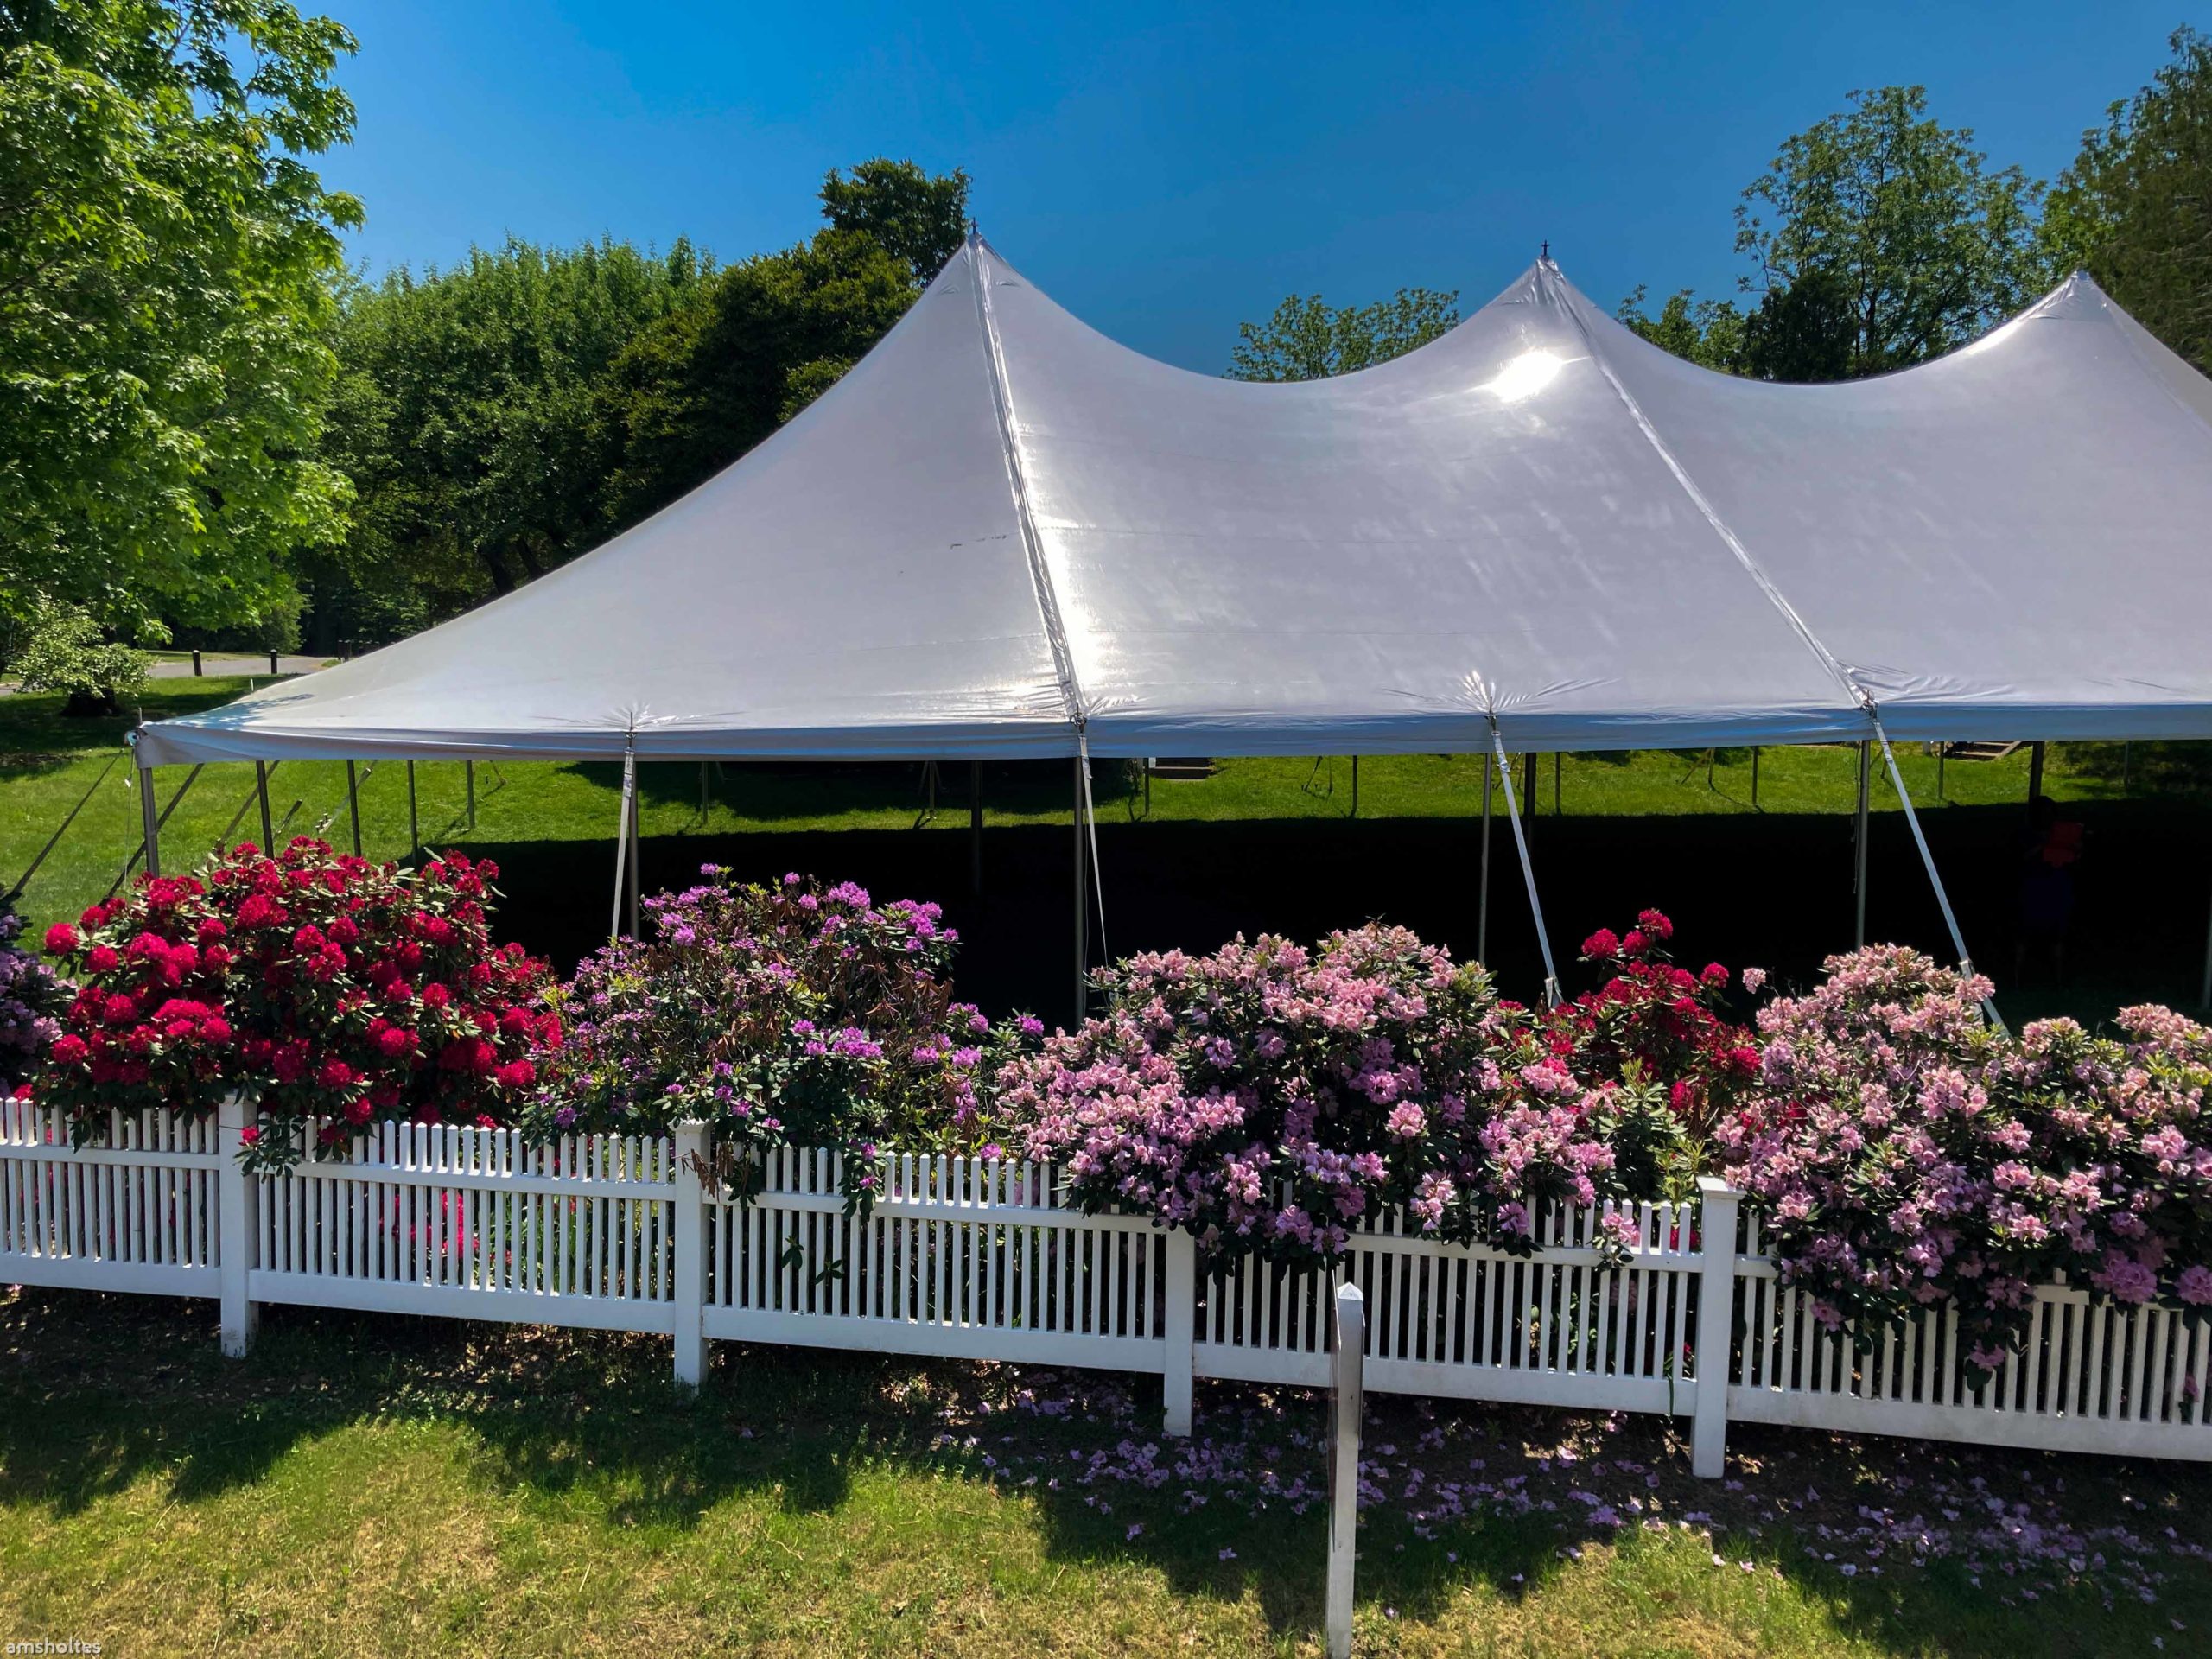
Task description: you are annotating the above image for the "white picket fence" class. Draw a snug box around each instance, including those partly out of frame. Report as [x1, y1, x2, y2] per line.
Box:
[3, 1100, 2209, 1471]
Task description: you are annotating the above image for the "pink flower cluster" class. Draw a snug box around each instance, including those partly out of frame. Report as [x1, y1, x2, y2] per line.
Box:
[995, 924, 1688, 1264]
[1719, 944, 2212, 1377]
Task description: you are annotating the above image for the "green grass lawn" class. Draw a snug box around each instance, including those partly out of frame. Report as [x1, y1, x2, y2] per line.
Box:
[3, 1286, 2208, 1656]
[6, 678, 2208, 1024]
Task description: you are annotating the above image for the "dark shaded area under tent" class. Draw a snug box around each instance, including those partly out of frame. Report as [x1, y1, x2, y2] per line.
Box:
[470, 794, 2210, 1032]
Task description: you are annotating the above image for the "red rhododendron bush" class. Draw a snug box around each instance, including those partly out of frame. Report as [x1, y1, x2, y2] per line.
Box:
[33, 838, 556, 1162]
[1717, 945, 2212, 1379]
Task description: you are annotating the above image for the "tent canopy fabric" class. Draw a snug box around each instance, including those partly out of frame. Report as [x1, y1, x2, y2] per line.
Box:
[140, 237, 2212, 766]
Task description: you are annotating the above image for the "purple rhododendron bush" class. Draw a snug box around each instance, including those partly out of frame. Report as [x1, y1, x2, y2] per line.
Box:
[524, 868, 1030, 1208]
[992, 920, 1698, 1265]
[0, 897, 67, 1089]
[1718, 944, 2212, 1377]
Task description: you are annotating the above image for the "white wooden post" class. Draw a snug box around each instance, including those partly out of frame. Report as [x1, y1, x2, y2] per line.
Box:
[1162, 1227, 1195, 1435]
[1692, 1176, 1742, 1478]
[672, 1119, 710, 1389]
[218, 1096, 259, 1357]
[1325, 1279, 1365, 1659]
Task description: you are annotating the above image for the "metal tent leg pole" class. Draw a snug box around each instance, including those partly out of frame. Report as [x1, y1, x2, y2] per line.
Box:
[1522, 753, 1536, 836]
[406, 761, 419, 855]
[466, 760, 477, 830]
[346, 760, 363, 859]
[1490, 725, 1561, 1005]
[612, 743, 636, 939]
[2202, 886, 2212, 1009]
[1072, 756, 1088, 1024]
[137, 750, 161, 878]
[2027, 740, 2047, 807]
[970, 761, 983, 894]
[1478, 760, 1493, 963]
[1873, 721, 2006, 1034]
[626, 764, 643, 938]
[255, 761, 274, 853]
[1853, 740, 1871, 949]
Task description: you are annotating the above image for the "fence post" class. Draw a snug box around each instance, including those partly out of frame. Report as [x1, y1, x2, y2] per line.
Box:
[1162, 1226, 1196, 1436]
[218, 1095, 260, 1357]
[1325, 1280, 1366, 1659]
[1692, 1175, 1742, 1478]
[672, 1120, 710, 1389]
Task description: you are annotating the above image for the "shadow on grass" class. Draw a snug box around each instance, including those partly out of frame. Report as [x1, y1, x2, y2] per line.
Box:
[465, 798, 2212, 1032]
[4, 1287, 2206, 1654]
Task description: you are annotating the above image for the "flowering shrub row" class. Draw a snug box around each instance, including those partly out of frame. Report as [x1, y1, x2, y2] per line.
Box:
[1719, 946, 2212, 1378]
[524, 868, 1031, 1211]
[994, 918, 1702, 1264]
[31, 840, 554, 1162]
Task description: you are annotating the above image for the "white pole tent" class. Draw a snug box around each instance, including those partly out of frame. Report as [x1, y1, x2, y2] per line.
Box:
[137, 234, 2212, 998]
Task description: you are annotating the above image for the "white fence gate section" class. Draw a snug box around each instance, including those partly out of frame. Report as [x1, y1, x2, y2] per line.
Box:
[3, 1106, 2208, 1471]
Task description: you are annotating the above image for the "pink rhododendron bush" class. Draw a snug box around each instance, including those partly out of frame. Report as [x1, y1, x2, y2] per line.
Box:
[1718, 944, 2212, 1377]
[524, 868, 1025, 1209]
[993, 921, 1694, 1265]
[33, 839, 555, 1163]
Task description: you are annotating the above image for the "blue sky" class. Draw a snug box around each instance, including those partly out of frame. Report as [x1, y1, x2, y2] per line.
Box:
[323, 1, 2209, 371]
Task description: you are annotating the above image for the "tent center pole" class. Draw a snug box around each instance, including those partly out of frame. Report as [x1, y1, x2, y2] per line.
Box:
[255, 761, 274, 853]
[970, 761, 983, 894]
[1478, 759, 1493, 964]
[1490, 726, 1560, 1006]
[1853, 741, 1871, 948]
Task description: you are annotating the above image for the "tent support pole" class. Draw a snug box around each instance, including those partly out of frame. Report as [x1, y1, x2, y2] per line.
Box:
[1872, 719, 2006, 1034]
[1478, 759, 1492, 964]
[256, 761, 274, 853]
[136, 747, 161, 878]
[1072, 755, 1087, 1023]
[1751, 747, 1761, 810]
[626, 761, 642, 938]
[970, 762, 983, 894]
[1853, 741, 1871, 948]
[2027, 741, 2046, 809]
[346, 760, 363, 859]
[1490, 724, 1560, 1006]
[2201, 886, 2212, 1010]
[1522, 753, 1536, 835]
[466, 760, 476, 829]
[611, 741, 636, 939]
[406, 761, 419, 855]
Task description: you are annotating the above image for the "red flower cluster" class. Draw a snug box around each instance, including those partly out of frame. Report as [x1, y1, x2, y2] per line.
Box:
[35, 839, 556, 1156]
[1554, 909, 1760, 1136]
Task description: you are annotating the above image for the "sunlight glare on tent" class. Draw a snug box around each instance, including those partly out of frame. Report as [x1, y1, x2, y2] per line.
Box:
[1478, 347, 1570, 402]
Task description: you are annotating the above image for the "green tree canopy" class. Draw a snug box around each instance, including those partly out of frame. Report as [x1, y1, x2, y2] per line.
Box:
[0, 0, 360, 644]
[1734, 85, 2052, 375]
[1227, 287, 1460, 380]
[594, 160, 969, 531]
[2044, 27, 2212, 373]
[1615, 287, 1747, 372]
[312, 238, 712, 645]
